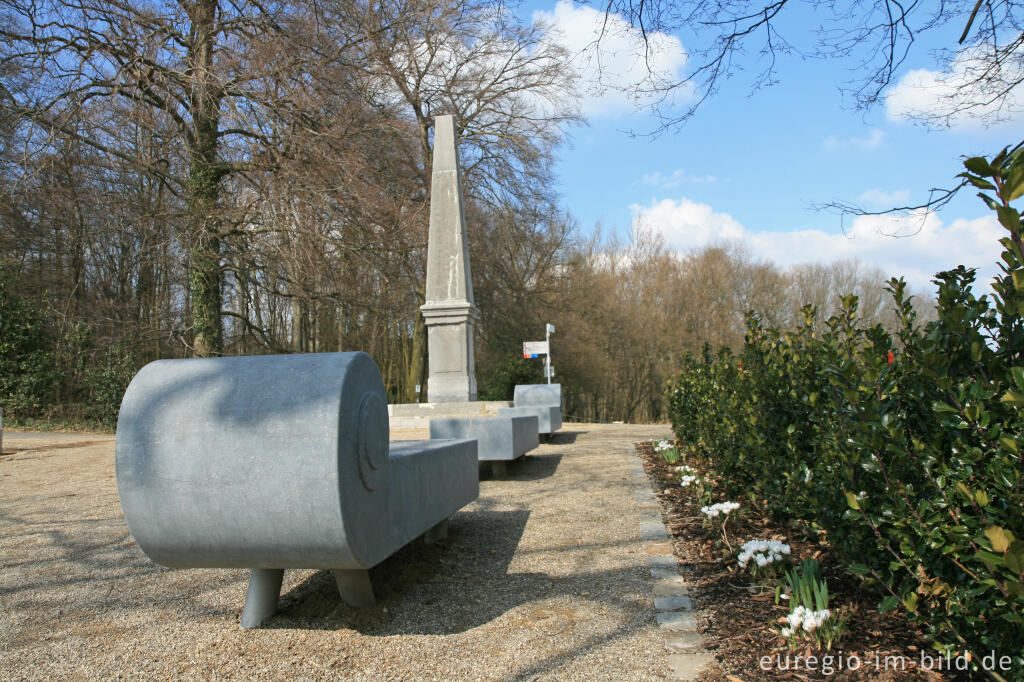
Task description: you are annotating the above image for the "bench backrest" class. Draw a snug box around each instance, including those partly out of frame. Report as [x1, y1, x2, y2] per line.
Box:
[513, 383, 562, 408]
[115, 351, 392, 570]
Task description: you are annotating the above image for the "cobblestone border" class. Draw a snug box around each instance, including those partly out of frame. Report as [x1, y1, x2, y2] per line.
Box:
[629, 446, 714, 680]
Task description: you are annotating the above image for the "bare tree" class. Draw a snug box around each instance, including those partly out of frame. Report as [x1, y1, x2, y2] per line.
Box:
[337, 0, 582, 400]
[0, 0, 370, 356]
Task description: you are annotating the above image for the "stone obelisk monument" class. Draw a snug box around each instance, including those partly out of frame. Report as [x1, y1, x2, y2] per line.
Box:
[421, 115, 479, 402]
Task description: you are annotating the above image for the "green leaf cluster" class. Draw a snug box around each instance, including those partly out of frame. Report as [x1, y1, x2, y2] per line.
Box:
[781, 558, 829, 613]
[667, 151, 1024, 674]
[0, 275, 57, 416]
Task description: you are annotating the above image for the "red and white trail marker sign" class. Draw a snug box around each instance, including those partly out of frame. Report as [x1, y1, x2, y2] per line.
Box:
[523, 341, 548, 358]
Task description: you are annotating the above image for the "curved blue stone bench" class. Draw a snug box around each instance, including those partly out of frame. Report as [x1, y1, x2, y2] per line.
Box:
[116, 351, 478, 627]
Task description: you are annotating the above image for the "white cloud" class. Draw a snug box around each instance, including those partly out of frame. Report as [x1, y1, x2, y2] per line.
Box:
[631, 197, 1003, 291]
[859, 188, 911, 206]
[534, 0, 689, 117]
[632, 198, 747, 246]
[638, 169, 727, 188]
[885, 46, 1024, 129]
[822, 129, 885, 151]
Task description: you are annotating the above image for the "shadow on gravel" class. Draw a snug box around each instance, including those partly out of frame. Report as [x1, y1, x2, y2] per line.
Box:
[508, 452, 562, 481]
[1, 440, 111, 458]
[547, 430, 582, 444]
[269, 508, 647, 643]
[272, 508, 528, 633]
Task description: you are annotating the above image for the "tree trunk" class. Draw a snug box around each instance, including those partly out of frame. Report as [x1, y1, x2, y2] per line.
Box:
[406, 305, 426, 402]
[404, 115, 433, 403]
[186, 0, 224, 358]
[292, 297, 307, 352]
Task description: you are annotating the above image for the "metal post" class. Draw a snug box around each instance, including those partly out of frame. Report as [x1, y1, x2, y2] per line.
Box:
[545, 325, 551, 384]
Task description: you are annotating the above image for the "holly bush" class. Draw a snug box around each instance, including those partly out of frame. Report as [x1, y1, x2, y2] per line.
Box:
[667, 148, 1024, 677]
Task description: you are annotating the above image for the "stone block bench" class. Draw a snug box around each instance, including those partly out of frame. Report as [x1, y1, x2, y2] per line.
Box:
[115, 351, 478, 628]
[498, 383, 562, 439]
[429, 414, 539, 478]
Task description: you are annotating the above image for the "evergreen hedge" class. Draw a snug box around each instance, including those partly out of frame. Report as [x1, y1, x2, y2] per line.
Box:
[667, 150, 1024, 677]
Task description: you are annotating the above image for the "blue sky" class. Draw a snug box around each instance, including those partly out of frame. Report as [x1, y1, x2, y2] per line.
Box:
[514, 0, 1024, 292]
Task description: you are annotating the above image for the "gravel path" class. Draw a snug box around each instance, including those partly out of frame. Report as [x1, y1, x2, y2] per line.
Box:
[1, 423, 673, 680]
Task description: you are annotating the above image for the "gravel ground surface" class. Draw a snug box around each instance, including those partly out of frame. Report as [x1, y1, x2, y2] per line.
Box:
[1, 423, 673, 680]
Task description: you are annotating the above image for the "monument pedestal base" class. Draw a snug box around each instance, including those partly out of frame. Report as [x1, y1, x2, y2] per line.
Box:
[421, 299, 479, 404]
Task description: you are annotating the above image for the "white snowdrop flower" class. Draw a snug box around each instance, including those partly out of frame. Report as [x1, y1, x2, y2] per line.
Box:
[780, 626, 793, 637]
[701, 501, 740, 518]
[789, 608, 832, 634]
[736, 538, 791, 571]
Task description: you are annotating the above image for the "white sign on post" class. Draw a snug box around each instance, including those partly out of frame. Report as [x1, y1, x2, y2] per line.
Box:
[523, 341, 549, 358]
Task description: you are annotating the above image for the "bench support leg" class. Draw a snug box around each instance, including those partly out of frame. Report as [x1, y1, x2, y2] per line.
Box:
[424, 518, 449, 544]
[241, 568, 284, 628]
[333, 569, 375, 608]
[490, 460, 508, 478]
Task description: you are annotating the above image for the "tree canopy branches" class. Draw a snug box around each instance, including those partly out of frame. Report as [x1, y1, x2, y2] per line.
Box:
[601, 0, 1024, 128]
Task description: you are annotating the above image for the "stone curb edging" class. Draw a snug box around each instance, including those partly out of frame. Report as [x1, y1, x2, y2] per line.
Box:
[629, 445, 714, 680]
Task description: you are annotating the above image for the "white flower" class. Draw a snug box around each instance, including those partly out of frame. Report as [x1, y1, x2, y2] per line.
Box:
[736, 538, 792, 570]
[701, 501, 740, 518]
[780, 626, 793, 637]
[785, 606, 832, 635]
[680, 475, 700, 487]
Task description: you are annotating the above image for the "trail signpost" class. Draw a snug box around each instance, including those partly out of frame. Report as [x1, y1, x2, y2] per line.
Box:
[523, 323, 556, 384]
[522, 341, 548, 358]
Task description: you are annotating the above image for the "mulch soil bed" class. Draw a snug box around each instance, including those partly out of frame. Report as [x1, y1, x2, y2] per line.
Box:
[636, 441, 982, 682]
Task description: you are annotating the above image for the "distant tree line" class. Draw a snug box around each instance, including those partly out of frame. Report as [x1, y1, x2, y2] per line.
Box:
[551, 233, 935, 424]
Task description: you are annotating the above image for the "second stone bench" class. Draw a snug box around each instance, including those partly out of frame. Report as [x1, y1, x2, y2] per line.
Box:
[429, 414, 539, 477]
